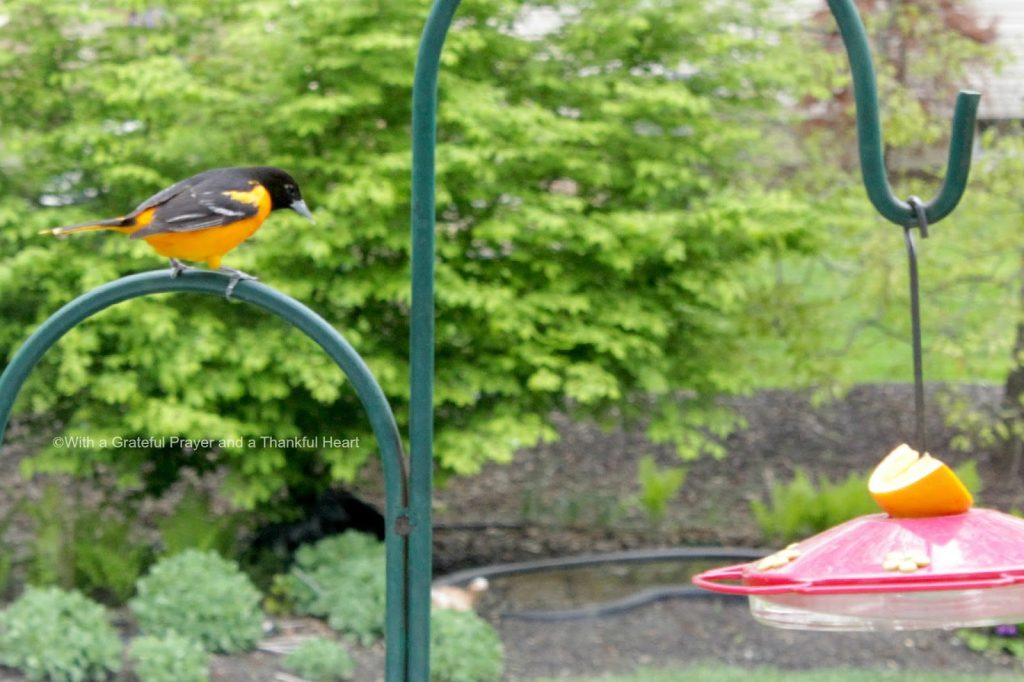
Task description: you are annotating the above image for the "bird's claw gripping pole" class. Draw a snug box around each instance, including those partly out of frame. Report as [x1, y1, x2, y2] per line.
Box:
[167, 258, 193, 279]
[218, 267, 259, 300]
[826, 0, 980, 228]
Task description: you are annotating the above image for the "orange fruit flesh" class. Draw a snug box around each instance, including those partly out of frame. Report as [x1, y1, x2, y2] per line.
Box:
[868, 444, 973, 518]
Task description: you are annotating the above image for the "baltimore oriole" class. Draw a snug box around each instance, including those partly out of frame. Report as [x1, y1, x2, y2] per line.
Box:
[42, 166, 314, 296]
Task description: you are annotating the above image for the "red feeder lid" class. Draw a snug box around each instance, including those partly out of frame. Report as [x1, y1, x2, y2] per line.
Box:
[694, 508, 1024, 630]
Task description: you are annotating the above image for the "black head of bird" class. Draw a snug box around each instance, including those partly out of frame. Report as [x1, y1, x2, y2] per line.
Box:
[250, 166, 315, 222]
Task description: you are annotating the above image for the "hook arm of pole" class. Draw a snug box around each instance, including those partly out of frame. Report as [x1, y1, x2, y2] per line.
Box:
[825, 0, 981, 227]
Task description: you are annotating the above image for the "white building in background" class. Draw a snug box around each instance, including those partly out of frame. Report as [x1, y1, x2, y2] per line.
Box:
[972, 0, 1024, 122]
[786, 0, 1024, 123]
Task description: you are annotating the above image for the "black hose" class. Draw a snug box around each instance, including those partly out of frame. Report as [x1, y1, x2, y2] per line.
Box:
[434, 546, 767, 621]
[502, 585, 747, 621]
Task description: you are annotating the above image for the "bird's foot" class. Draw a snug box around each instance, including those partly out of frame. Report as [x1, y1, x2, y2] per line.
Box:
[218, 267, 258, 299]
[168, 258, 195, 279]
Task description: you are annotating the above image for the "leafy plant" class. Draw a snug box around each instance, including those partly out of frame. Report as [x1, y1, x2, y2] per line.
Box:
[0, 553, 10, 602]
[130, 632, 210, 682]
[282, 637, 355, 681]
[431, 609, 504, 682]
[24, 482, 150, 603]
[0, 586, 122, 681]
[752, 461, 982, 545]
[960, 623, 1024, 660]
[0, 497, 24, 599]
[25, 482, 75, 588]
[635, 455, 687, 522]
[265, 573, 297, 615]
[751, 468, 875, 545]
[285, 532, 386, 644]
[74, 509, 152, 604]
[0, 0, 814, 510]
[157, 488, 240, 557]
[130, 549, 263, 653]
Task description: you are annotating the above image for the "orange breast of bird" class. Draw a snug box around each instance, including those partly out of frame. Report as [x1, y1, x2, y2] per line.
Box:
[131, 185, 272, 270]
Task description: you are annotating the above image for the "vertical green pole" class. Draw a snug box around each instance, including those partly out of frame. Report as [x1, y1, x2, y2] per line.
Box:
[409, 0, 461, 679]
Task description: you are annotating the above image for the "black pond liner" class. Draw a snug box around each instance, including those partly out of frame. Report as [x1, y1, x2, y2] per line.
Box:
[434, 547, 768, 621]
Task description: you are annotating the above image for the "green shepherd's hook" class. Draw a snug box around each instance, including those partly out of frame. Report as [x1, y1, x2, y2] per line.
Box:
[827, 0, 981, 227]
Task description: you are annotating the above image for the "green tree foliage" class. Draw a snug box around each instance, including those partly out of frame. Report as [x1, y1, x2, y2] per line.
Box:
[749, 1, 1021, 403]
[0, 0, 814, 506]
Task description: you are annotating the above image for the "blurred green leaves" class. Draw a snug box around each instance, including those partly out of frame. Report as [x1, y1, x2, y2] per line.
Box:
[0, 0, 816, 505]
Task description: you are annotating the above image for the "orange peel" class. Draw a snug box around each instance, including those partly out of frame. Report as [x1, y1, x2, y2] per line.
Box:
[868, 444, 973, 518]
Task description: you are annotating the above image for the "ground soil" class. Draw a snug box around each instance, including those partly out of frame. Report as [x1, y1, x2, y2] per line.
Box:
[2, 384, 1023, 680]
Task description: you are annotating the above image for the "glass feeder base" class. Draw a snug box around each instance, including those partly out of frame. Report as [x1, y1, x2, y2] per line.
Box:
[750, 585, 1024, 631]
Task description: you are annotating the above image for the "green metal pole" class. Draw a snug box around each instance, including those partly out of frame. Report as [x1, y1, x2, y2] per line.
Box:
[409, 0, 461, 679]
[0, 271, 410, 682]
[825, 0, 980, 227]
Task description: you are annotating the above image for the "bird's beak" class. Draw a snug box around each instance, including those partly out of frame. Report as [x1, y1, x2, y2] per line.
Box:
[290, 199, 315, 223]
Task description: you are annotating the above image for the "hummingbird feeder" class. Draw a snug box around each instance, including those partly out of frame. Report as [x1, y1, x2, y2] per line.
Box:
[693, 0, 1024, 632]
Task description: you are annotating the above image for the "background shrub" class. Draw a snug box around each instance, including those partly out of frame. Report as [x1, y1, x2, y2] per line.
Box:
[431, 608, 504, 682]
[23, 482, 151, 605]
[0, 586, 122, 681]
[0, 0, 813, 512]
[157, 489, 241, 557]
[634, 455, 686, 522]
[282, 637, 355, 681]
[286, 532, 386, 644]
[130, 549, 263, 653]
[130, 632, 210, 682]
[752, 460, 983, 545]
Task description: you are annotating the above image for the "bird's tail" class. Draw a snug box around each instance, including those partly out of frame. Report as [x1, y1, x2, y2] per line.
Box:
[40, 217, 131, 237]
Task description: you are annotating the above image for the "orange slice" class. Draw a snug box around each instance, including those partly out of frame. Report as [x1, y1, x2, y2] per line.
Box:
[868, 444, 973, 518]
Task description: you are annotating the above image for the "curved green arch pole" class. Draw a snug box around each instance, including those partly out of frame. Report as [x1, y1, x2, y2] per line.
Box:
[0, 271, 411, 682]
[409, 0, 461, 679]
[826, 0, 980, 227]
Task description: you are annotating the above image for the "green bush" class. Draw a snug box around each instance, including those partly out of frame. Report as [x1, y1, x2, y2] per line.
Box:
[157, 489, 241, 557]
[0, 498, 23, 598]
[0, 0, 813, 510]
[286, 532, 386, 644]
[282, 637, 355, 681]
[0, 586, 122, 681]
[24, 482, 151, 604]
[751, 468, 876, 545]
[960, 623, 1024, 660]
[751, 461, 983, 545]
[635, 455, 687, 522]
[74, 508, 152, 604]
[130, 632, 210, 682]
[25, 483, 76, 589]
[130, 549, 263, 653]
[431, 609, 504, 682]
